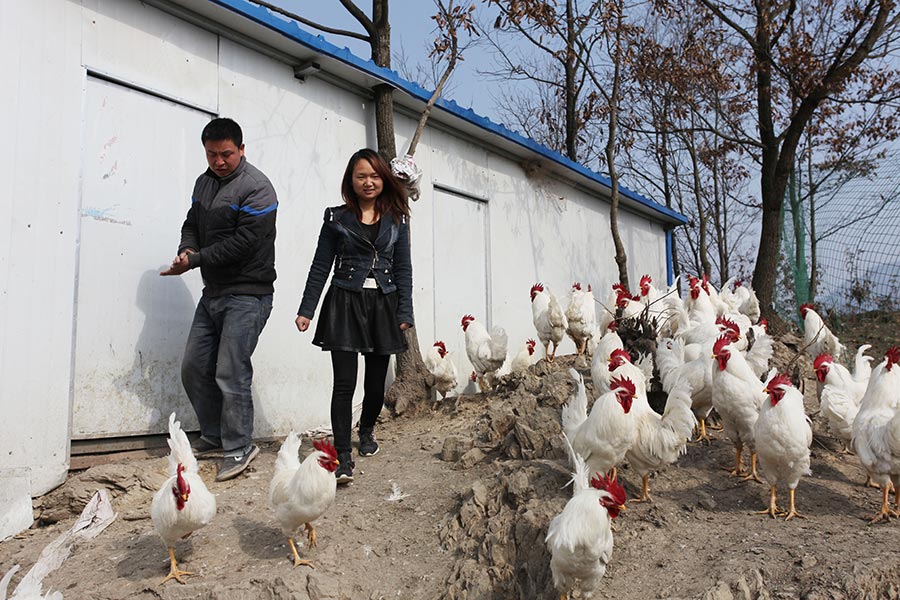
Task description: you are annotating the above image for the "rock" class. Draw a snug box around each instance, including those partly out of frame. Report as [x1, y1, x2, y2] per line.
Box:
[698, 492, 717, 511]
[705, 581, 734, 600]
[800, 555, 818, 569]
[456, 447, 486, 470]
[440, 436, 474, 462]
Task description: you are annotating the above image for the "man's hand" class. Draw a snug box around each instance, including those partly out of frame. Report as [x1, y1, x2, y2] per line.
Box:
[400, 322, 411, 331]
[160, 250, 194, 276]
[295, 316, 311, 332]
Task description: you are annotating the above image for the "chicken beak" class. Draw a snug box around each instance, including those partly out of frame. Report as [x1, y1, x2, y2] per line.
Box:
[618, 504, 627, 512]
[179, 493, 189, 502]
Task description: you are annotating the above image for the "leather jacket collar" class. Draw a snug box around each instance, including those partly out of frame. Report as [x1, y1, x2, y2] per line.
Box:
[334, 206, 397, 249]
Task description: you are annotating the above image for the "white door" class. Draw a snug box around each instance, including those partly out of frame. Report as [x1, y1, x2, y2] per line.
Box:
[72, 76, 212, 439]
[432, 188, 489, 392]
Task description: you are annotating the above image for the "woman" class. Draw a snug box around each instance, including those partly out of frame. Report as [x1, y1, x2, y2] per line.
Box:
[296, 149, 413, 484]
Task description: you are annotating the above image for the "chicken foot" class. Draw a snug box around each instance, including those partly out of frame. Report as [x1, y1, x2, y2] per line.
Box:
[305, 522, 318, 548]
[631, 474, 653, 503]
[755, 485, 782, 518]
[288, 537, 316, 569]
[725, 444, 748, 477]
[159, 547, 193, 585]
[783, 488, 805, 521]
[693, 419, 713, 444]
[739, 452, 762, 483]
[548, 342, 558, 363]
[868, 483, 894, 524]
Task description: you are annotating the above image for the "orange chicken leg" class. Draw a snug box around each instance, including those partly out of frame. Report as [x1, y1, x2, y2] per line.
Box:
[160, 547, 193, 585]
[289, 537, 316, 568]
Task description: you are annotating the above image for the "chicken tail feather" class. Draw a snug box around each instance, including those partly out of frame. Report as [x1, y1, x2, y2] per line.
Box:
[167, 412, 198, 476]
[561, 368, 588, 441]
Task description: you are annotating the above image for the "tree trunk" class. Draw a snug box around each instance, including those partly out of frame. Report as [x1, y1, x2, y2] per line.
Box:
[686, 127, 711, 277]
[564, 0, 578, 162]
[606, 7, 629, 290]
[367, 0, 429, 414]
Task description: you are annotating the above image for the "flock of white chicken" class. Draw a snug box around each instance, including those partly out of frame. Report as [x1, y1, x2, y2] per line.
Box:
[424, 273, 900, 600]
[9, 273, 898, 599]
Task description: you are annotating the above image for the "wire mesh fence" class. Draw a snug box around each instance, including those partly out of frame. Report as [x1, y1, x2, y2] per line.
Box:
[779, 151, 900, 319]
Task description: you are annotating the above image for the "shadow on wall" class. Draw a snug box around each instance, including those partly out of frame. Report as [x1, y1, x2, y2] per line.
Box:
[111, 268, 198, 435]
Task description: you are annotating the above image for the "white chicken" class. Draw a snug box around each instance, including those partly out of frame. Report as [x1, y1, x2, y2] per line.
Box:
[814, 348, 871, 449]
[565, 282, 597, 355]
[624, 376, 697, 502]
[710, 334, 767, 482]
[546, 440, 626, 600]
[461, 314, 508, 391]
[510, 338, 537, 373]
[269, 434, 339, 567]
[753, 374, 812, 520]
[562, 368, 637, 482]
[424, 340, 459, 408]
[656, 337, 715, 443]
[150, 413, 217, 585]
[800, 303, 844, 362]
[852, 347, 900, 523]
[531, 283, 568, 361]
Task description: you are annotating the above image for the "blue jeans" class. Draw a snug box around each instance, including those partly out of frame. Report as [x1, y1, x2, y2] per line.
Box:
[181, 294, 273, 452]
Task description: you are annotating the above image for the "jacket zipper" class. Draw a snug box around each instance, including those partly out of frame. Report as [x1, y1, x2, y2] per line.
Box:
[344, 226, 379, 273]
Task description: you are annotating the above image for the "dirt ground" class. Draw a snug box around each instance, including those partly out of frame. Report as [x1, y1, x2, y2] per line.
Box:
[4, 319, 900, 599]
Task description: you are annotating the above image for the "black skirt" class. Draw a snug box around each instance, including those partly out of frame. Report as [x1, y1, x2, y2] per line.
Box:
[313, 285, 408, 354]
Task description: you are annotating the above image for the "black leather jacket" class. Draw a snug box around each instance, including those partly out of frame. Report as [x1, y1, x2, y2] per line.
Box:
[297, 205, 414, 326]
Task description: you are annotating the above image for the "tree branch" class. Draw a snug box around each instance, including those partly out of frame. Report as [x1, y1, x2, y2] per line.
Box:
[249, 0, 370, 42]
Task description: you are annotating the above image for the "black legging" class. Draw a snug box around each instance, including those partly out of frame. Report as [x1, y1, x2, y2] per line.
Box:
[330, 350, 390, 455]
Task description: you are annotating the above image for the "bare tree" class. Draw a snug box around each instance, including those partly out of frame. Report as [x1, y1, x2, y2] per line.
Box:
[685, 0, 900, 322]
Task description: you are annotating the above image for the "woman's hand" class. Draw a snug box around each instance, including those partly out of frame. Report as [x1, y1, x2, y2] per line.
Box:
[295, 316, 311, 332]
[399, 322, 411, 331]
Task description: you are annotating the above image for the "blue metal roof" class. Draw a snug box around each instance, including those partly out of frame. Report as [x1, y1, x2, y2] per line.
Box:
[209, 0, 688, 226]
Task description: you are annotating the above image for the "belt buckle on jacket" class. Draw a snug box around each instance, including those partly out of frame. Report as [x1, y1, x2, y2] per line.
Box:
[363, 277, 378, 289]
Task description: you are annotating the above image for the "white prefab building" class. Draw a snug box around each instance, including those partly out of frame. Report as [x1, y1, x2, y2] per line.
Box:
[0, 0, 685, 536]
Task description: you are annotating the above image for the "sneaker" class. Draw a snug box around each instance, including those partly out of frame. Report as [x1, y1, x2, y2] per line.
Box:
[335, 452, 354, 485]
[190, 436, 223, 458]
[358, 428, 379, 457]
[215, 444, 259, 482]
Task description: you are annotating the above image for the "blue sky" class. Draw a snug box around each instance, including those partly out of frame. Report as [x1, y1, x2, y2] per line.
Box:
[271, 1, 504, 123]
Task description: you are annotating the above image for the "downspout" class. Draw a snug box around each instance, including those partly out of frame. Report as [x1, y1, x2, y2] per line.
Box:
[665, 228, 674, 286]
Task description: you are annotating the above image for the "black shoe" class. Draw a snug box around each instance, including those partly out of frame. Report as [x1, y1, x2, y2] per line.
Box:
[215, 444, 259, 482]
[358, 428, 380, 457]
[190, 436, 223, 458]
[335, 452, 354, 484]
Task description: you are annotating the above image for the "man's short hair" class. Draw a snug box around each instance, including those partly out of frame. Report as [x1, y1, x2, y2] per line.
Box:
[201, 118, 243, 147]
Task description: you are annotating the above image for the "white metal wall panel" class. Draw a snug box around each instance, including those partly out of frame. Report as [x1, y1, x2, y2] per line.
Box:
[432, 189, 489, 392]
[72, 77, 211, 438]
[0, 0, 84, 496]
[82, 0, 218, 113]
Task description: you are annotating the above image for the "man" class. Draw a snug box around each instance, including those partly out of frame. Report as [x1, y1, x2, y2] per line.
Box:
[161, 118, 277, 482]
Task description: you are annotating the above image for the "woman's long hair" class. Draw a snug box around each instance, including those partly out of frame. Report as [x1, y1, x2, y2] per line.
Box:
[341, 149, 410, 221]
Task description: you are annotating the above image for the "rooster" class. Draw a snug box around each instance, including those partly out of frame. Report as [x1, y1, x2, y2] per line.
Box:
[425, 341, 459, 408]
[565, 282, 597, 355]
[625, 376, 697, 502]
[546, 439, 626, 600]
[852, 347, 900, 523]
[461, 314, 507, 391]
[800, 303, 844, 362]
[150, 413, 217, 585]
[269, 434, 339, 567]
[563, 369, 637, 482]
[754, 374, 812, 520]
[531, 283, 567, 361]
[814, 348, 871, 451]
[510, 339, 537, 373]
[710, 334, 766, 482]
